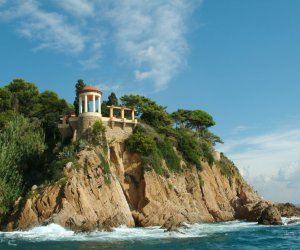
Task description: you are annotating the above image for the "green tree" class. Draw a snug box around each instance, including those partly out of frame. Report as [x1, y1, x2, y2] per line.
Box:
[0, 115, 45, 220]
[172, 109, 215, 131]
[199, 129, 223, 146]
[73, 79, 86, 116]
[101, 92, 119, 117]
[35, 91, 72, 144]
[121, 95, 162, 116]
[189, 110, 215, 130]
[121, 95, 172, 128]
[6, 79, 39, 117]
[141, 109, 173, 129]
[176, 128, 202, 169]
[108, 92, 118, 106]
[171, 109, 189, 128]
[0, 87, 12, 112]
[0, 88, 14, 129]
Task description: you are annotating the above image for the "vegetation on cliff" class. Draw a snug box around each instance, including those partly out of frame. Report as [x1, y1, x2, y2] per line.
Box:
[0, 116, 45, 217]
[0, 79, 72, 222]
[121, 94, 223, 175]
[0, 78, 236, 224]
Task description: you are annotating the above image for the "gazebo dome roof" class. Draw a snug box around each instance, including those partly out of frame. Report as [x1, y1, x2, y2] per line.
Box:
[79, 86, 102, 94]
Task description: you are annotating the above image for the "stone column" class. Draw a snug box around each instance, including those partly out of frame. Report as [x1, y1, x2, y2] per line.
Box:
[121, 108, 125, 119]
[98, 96, 101, 114]
[84, 95, 88, 112]
[79, 96, 82, 114]
[92, 95, 96, 112]
[131, 109, 135, 121]
[110, 106, 113, 118]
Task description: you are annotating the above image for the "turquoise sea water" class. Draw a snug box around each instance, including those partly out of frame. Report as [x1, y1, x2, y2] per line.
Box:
[0, 218, 299, 250]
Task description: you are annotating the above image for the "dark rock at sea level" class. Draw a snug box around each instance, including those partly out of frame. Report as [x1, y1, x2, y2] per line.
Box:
[276, 202, 300, 217]
[287, 219, 300, 225]
[258, 206, 282, 225]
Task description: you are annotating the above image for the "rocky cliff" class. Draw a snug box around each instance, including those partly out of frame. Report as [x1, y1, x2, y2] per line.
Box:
[3, 142, 282, 231]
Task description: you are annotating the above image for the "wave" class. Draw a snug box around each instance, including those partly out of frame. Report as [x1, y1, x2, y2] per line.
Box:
[0, 221, 256, 243]
[282, 216, 300, 225]
[0, 218, 299, 243]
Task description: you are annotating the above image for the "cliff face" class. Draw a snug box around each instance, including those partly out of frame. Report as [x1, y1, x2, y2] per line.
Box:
[4, 142, 273, 231]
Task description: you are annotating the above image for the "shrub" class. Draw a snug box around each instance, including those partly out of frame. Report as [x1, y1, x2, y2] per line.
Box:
[56, 177, 68, 187]
[199, 142, 214, 167]
[0, 115, 45, 220]
[126, 125, 180, 175]
[91, 120, 106, 146]
[141, 151, 163, 175]
[199, 175, 204, 188]
[126, 130, 157, 155]
[216, 153, 238, 186]
[156, 138, 181, 173]
[99, 154, 111, 175]
[176, 129, 202, 170]
[49, 144, 77, 181]
[98, 153, 111, 184]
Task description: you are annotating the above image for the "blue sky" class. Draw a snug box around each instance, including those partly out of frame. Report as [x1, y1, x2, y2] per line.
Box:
[1, 0, 300, 204]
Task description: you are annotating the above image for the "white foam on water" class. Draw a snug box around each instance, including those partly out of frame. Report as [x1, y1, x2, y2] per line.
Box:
[282, 216, 300, 225]
[0, 220, 271, 243]
[0, 224, 74, 242]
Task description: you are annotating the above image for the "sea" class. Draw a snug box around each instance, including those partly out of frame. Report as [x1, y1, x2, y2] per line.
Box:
[0, 217, 299, 250]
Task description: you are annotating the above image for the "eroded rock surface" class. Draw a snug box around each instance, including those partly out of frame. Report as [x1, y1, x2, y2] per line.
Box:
[4, 142, 289, 231]
[258, 206, 283, 225]
[276, 203, 300, 217]
[6, 148, 134, 231]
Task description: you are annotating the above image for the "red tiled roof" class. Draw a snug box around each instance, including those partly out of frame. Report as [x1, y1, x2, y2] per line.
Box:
[79, 86, 102, 94]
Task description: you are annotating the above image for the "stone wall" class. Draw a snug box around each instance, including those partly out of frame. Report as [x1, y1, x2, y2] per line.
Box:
[76, 113, 135, 142]
[59, 113, 136, 142]
[77, 113, 102, 139]
[103, 120, 135, 143]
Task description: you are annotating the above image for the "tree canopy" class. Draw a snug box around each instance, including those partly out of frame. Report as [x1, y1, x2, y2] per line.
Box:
[73, 79, 86, 116]
[0, 115, 45, 219]
[35, 91, 72, 144]
[6, 79, 39, 117]
[102, 92, 119, 117]
[0, 88, 12, 112]
[0, 79, 72, 137]
[121, 95, 172, 128]
[171, 109, 215, 130]
[0, 78, 74, 221]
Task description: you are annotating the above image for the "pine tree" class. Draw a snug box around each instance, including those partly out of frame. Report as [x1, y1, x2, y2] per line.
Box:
[73, 80, 86, 116]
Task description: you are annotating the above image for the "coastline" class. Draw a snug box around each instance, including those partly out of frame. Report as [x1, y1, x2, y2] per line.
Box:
[1, 219, 300, 249]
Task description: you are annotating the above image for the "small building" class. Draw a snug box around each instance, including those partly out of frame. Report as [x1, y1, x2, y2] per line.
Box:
[58, 86, 137, 142]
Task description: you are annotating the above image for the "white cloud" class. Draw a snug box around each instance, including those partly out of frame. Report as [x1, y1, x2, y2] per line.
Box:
[1, 0, 86, 54]
[0, 0, 200, 89]
[0, 0, 7, 7]
[241, 164, 300, 203]
[96, 83, 122, 93]
[54, 0, 94, 17]
[135, 69, 157, 81]
[106, 0, 199, 90]
[231, 125, 250, 135]
[79, 53, 102, 70]
[219, 126, 300, 203]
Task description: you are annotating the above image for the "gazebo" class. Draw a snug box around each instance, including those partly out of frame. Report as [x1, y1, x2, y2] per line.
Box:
[58, 85, 138, 141]
[78, 86, 102, 115]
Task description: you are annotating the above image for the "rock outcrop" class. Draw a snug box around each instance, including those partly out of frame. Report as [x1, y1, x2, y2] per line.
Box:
[3, 142, 287, 231]
[6, 148, 134, 231]
[258, 206, 283, 225]
[276, 203, 300, 217]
